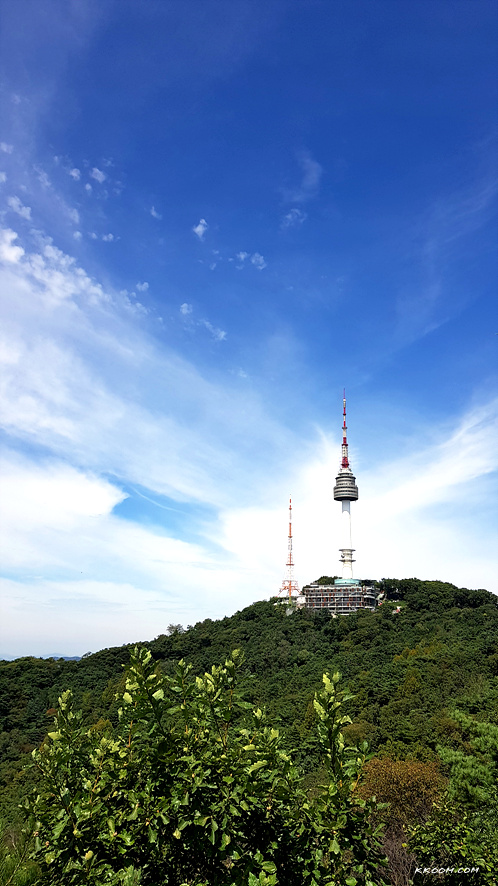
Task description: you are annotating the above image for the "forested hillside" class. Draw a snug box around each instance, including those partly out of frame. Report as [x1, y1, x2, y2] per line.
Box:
[1, 579, 497, 884]
[2, 579, 497, 814]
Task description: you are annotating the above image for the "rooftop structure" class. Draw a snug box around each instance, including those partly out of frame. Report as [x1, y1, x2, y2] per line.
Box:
[302, 578, 376, 615]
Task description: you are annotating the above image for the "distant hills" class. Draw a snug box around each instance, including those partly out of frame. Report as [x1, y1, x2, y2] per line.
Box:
[1, 654, 82, 662]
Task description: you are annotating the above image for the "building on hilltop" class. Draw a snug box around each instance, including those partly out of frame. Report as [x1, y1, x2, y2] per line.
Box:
[302, 577, 376, 614]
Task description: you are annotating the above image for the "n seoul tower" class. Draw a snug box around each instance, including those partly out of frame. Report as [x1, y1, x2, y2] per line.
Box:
[333, 391, 359, 579]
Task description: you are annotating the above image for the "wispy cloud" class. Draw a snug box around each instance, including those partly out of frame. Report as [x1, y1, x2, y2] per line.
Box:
[150, 206, 162, 220]
[202, 319, 227, 341]
[192, 218, 208, 240]
[0, 227, 288, 509]
[90, 167, 106, 184]
[67, 207, 80, 225]
[281, 207, 307, 229]
[396, 171, 498, 346]
[35, 168, 51, 188]
[7, 196, 32, 220]
[283, 150, 322, 203]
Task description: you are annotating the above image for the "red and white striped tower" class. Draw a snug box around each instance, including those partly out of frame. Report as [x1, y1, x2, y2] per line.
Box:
[279, 497, 300, 600]
[333, 391, 359, 578]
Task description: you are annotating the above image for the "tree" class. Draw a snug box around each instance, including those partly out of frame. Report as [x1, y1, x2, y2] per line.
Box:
[408, 710, 498, 885]
[357, 759, 445, 886]
[25, 648, 387, 885]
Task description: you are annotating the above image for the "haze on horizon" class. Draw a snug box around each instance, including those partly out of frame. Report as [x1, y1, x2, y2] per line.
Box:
[0, 0, 497, 659]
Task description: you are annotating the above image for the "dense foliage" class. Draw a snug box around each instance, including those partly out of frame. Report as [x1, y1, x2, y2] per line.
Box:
[25, 649, 387, 885]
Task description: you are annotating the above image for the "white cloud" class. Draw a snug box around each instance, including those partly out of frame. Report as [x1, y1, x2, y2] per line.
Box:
[102, 233, 114, 241]
[283, 150, 322, 203]
[136, 281, 149, 292]
[192, 218, 208, 240]
[73, 231, 82, 241]
[36, 168, 51, 188]
[0, 456, 126, 539]
[251, 252, 267, 270]
[69, 168, 81, 181]
[0, 142, 13, 154]
[7, 196, 31, 220]
[0, 455, 266, 655]
[90, 167, 106, 183]
[180, 302, 192, 315]
[202, 319, 227, 341]
[150, 206, 162, 219]
[281, 207, 307, 229]
[0, 172, 6, 184]
[0, 228, 24, 262]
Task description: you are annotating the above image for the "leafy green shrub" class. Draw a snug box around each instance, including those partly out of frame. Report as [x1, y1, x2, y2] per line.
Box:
[24, 648, 387, 885]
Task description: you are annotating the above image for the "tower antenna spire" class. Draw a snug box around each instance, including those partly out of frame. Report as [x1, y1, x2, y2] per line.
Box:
[279, 496, 300, 601]
[341, 388, 349, 468]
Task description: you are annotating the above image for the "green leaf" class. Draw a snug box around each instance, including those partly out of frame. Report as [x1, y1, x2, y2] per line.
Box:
[261, 861, 277, 873]
[248, 760, 267, 773]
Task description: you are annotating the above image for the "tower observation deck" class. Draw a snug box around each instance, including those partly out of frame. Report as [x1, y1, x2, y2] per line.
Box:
[333, 392, 358, 579]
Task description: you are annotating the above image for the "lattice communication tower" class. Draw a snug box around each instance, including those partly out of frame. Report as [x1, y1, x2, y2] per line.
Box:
[279, 496, 300, 600]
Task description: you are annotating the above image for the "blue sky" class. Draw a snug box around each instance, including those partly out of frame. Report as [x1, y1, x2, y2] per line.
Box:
[0, 0, 497, 657]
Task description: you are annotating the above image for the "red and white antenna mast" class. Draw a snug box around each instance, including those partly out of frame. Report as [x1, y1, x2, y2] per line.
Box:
[279, 496, 300, 600]
[341, 388, 349, 468]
